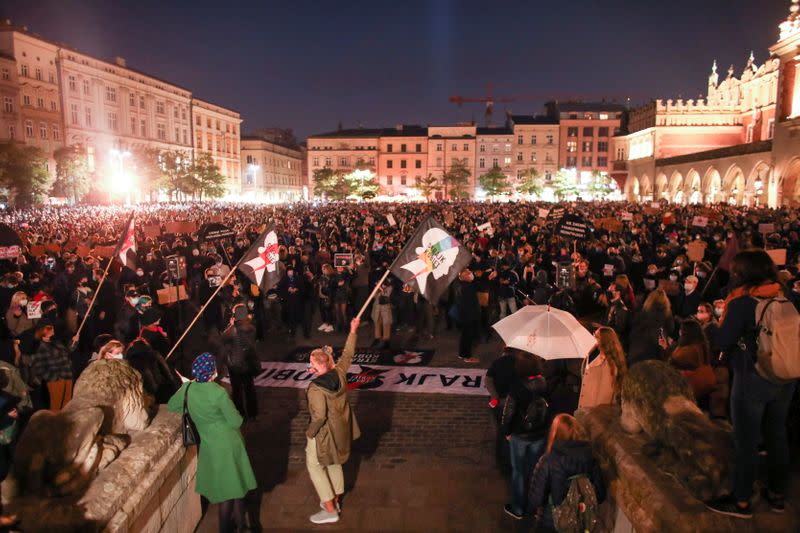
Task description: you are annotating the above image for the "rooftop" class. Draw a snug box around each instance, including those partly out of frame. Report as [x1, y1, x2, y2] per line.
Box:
[509, 115, 558, 125]
[549, 101, 628, 113]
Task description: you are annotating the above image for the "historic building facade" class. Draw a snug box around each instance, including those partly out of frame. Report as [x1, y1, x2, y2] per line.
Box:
[241, 136, 303, 202]
[508, 115, 560, 184]
[549, 101, 625, 178]
[191, 98, 242, 196]
[377, 125, 428, 196]
[475, 126, 514, 191]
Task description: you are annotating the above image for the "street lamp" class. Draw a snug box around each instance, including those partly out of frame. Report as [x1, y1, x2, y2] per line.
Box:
[109, 148, 133, 204]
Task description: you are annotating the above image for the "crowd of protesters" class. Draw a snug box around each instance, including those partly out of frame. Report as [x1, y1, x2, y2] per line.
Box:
[0, 199, 795, 529]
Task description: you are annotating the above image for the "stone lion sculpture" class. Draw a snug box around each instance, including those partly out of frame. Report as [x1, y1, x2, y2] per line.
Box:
[619, 360, 732, 502]
[13, 359, 152, 498]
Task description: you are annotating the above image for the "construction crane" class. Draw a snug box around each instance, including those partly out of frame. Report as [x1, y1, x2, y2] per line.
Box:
[448, 84, 515, 127]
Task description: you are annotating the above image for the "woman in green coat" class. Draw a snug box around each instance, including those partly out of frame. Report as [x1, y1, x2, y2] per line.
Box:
[168, 352, 257, 533]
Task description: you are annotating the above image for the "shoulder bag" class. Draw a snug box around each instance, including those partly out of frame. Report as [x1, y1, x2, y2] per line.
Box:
[182, 383, 201, 447]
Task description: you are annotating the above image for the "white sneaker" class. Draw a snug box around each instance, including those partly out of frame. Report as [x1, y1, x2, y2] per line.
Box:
[309, 509, 339, 524]
[320, 500, 342, 512]
[323, 324, 335, 333]
[317, 323, 328, 331]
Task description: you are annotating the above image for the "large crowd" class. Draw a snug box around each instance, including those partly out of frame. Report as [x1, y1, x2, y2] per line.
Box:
[0, 199, 796, 530]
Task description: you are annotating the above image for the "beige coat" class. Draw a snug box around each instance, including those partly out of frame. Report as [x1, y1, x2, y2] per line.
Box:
[578, 352, 616, 409]
[306, 331, 361, 466]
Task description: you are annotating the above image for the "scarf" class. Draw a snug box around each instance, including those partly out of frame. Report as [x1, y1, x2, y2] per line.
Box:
[720, 282, 781, 324]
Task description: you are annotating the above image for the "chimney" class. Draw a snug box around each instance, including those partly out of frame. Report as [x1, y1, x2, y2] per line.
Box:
[114, 56, 126, 67]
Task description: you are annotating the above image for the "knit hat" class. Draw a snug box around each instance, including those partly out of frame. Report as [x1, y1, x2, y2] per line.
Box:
[191, 352, 217, 382]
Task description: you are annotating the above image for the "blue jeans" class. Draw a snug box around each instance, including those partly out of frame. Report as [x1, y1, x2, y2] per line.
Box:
[509, 435, 545, 515]
[730, 367, 796, 501]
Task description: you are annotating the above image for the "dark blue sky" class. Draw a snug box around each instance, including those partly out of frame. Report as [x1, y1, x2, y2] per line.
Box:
[1, 0, 791, 139]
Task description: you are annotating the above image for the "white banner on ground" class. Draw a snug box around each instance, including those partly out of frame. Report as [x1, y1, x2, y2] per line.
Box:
[249, 362, 488, 396]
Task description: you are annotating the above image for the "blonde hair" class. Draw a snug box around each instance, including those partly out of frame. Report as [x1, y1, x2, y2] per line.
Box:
[9, 291, 28, 309]
[614, 274, 631, 291]
[595, 327, 627, 400]
[99, 340, 125, 360]
[643, 289, 671, 315]
[310, 345, 335, 370]
[545, 414, 586, 454]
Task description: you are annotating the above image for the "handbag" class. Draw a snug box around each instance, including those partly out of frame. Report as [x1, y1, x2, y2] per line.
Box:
[182, 383, 201, 447]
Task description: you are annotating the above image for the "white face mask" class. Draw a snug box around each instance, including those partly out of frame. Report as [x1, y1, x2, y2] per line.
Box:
[684, 283, 695, 292]
[111, 352, 124, 360]
[19, 299, 28, 307]
[714, 308, 724, 318]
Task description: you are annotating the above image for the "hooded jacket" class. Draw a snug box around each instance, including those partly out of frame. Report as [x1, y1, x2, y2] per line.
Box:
[500, 374, 549, 439]
[306, 331, 361, 466]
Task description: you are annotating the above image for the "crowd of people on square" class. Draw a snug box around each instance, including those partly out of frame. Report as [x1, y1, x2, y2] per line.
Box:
[0, 198, 794, 530]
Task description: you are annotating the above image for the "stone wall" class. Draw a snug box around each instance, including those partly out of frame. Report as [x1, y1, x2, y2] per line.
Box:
[9, 406, 201, 533]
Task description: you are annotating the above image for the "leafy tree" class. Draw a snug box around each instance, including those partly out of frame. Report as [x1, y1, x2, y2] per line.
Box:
[478, 166, 512, 197]
[516, 167, 544, 197]
[190, 153, 228, 200]
[0, 143, 52, 206]
[129, 146, 163, 200]
[588, 170, 614, 199]
[443, 159, 471, 200]
[157, 149, 193, 201]
[53, 144, 91, 203]
[343, 169, 380, 200]
[553, 170, 579, 200]
[312, 166, 351, 200]
[415, 174, 441, 200]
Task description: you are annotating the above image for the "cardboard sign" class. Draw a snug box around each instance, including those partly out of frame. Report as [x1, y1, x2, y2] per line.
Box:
[334, 253, 354, 268]
[621, 212, 633, 222]
[26, 301, 42, 320]
[76, 245, 92, 258]
[692, 216, 709, 228]
[30, 245, 45, 257]
[94, 245, 116, 258]
[538, 208, 550, 219]
[143, 224, 162, 239]
[767, 248, 787, 266]
[45, 243, 61, 253]
[165, 221, 197, 235]
[0, 245, 20, 260]
[603, 264, 615, 277]
[386, 214, 397, 227]
[758, 223, 775, 234]
[595, 218, 623, 233]
[686, 241, 707, 263]
[157, 285, 188, 305]
[476, 221, 494, 235]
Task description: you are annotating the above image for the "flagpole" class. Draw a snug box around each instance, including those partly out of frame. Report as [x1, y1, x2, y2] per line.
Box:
[165, 260, 243, 361]
[73, 211, 134, 347]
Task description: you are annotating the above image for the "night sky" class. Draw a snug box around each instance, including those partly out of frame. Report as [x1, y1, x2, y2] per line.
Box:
[1, 0, 791, 139]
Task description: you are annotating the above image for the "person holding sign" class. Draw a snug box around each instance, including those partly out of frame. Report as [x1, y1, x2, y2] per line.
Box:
[305, 318, 362, 524]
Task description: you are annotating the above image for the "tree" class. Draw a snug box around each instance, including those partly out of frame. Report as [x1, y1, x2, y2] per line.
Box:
[312, 166, 351, 200]
[478, 166, 512, 197]
[129, 146, 163, 200]
[343, 169, 380, 200]
[189, 153, 227, 200]
[443, 159, 471, 200]
[516, 167, 544, 197]
[53, 144, 91, 203]
[0, 143, 52, 206]
[415, 174, 441, 200]
[588, 170, 614, 199]
[157, 149, 193, 200]
[552, 170, 579, 200]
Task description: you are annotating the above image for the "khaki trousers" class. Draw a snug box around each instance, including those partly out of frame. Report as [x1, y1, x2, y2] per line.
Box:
[306, 436, 344, 503]
[47, 379, 73, 412]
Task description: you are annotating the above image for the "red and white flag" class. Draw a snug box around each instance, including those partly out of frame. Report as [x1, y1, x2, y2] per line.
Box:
[115, 213, 137, 271]
[240, 224, 281, 292]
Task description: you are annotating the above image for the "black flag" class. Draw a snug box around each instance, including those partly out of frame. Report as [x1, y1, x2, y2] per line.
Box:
[239, 225, 282, 292]
[390, 215, 471, 304]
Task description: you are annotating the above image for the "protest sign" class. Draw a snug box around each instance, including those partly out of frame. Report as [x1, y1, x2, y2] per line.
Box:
[165, 221, 197, 235]
[386, 214, 397, 226]
[767, 248, 787, 266]
[603, 264, 615, 277]
[538, 208, 550, 219]
[595, 218, 623, 233]
[621, 212, 633, 222]
[686, 241, 707, 263]
[30, 245, 45, 257]
[556, 214, 591, 240]
[76, 245, 91, 258]
[45, 243, 61, 254]
[334, 253, 354, 268]
[287, 346, 434, 366]
[476, 221, 494, 235]
[157, 285, 189, 305]
[692, 216, 709, 228]
[758, 223, 775, 234]
[93, 245, 116, 258]
[547, 206, 566, 222]
[0, 245, 20, 260]
[26, 301, 42, 320]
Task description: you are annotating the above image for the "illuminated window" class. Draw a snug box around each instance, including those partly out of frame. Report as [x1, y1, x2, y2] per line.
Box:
[566, 140, 577, 153]
[582, 141, 593, 152]
[504, 157, 511, 165]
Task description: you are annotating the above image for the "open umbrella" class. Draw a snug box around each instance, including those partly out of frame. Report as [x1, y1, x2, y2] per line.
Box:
[0, 223, 22, 260]
[198, 222, 236, 242]
[492, 305, 596, 360]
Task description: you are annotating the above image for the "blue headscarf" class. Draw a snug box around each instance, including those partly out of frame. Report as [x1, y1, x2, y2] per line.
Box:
[191, 352, 217, 382]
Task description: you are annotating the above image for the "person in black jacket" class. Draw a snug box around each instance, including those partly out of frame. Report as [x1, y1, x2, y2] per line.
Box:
[501, 355, 550, 520]
[705, 250, 797, 518]
[455, 269, 481, 363]
[528, 414, 605, 532]
[124, 337, 180, 404]
[222, 304, 259, 420]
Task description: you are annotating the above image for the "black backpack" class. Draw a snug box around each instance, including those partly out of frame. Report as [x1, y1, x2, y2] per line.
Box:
[521, 395, 549, 434]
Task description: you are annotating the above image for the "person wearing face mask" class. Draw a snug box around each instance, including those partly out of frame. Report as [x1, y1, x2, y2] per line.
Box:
[676, 275, 702, 319]
[304, 318, 362, 524]
[278, 267, 305, 339]
[115, 289, 140, 344]
[168, 353, 258, 532]
[93, 340, 125, 361]
[5, 292, 32, 338]
[30, 322, 73, 412]
[454, 268, 481, 364]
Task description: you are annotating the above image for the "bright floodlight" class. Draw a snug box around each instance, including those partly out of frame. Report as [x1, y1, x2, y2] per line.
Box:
[109, 149, 133, 195]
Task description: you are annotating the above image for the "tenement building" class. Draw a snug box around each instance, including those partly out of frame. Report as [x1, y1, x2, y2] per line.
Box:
[241, 135, 304, 202]
[0, 21, 241, 199]
[508, 115, 560, 185]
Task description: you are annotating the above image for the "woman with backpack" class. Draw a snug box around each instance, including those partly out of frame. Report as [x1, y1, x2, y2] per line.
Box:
[221, 303, 259, 420]
[705, 250, 798, 518]
[500, 354, 550, 520]
[528, 414, 605, 533]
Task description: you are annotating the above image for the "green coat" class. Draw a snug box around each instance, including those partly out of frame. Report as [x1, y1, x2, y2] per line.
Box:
[306, 331, 361, 466]
[168, 381, 256, 503]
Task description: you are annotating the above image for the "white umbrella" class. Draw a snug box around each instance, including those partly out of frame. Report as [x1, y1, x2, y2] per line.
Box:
[491, 305, 596, 360]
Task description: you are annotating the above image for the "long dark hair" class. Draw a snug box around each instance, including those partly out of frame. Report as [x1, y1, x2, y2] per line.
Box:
[677, 319, 710, 365]
[729, 249, 778, 289]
